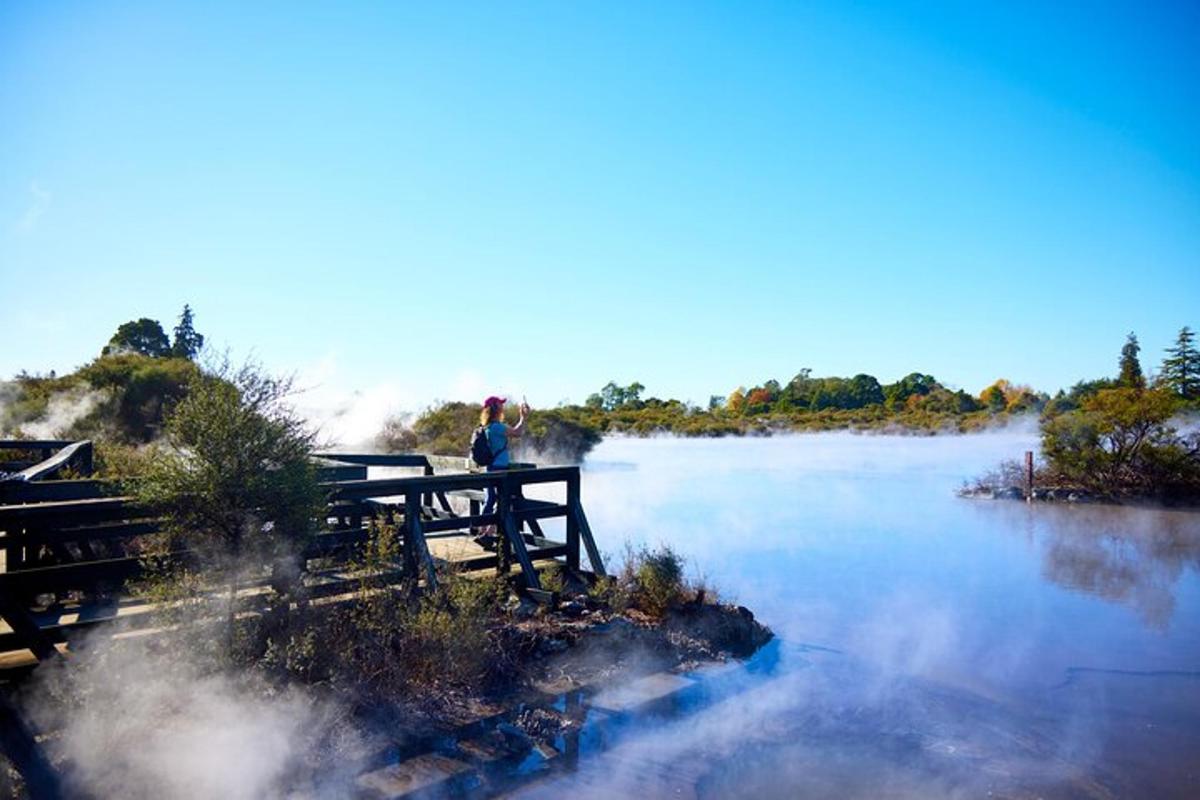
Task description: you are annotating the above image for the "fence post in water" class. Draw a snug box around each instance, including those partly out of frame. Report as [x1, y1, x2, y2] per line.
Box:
[1025, 450, 1034, 502]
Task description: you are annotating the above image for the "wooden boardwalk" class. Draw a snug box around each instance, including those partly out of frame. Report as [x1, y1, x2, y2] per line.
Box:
[0, 442, 606, 676]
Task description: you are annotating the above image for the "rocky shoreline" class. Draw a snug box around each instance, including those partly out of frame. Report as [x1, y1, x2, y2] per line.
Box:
[959, 485, 1098, 503]
[377, 591, 774, 738]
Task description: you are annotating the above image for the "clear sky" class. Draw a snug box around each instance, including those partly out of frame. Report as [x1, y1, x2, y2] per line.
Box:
[2, 1, 1198, 432]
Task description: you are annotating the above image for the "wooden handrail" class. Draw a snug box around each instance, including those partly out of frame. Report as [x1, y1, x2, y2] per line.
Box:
[3, 440, 93, 483]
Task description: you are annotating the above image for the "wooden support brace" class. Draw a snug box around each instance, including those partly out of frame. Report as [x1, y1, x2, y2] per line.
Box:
[499, 475, 540, 590]
[0, 589, 60, 664]
[571, 499, 606, 577]
[0, 694, 66, 800]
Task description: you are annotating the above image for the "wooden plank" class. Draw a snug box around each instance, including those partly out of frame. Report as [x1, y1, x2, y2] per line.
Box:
[10, 440, 93, 482]
[19, 520, 162, 549]
[326, 466, 579, 501]
[0, 479, 112, 503]
[423, 513, 498, 534]
[0, 553, 169, 594]
[0, 497, 135, 524]
[315, 453, 431, 467]
[0, 439, 74, 451]
[313, 464, 368, 482]
[513, 503, 570, 521]
[571, 498, 606, 577]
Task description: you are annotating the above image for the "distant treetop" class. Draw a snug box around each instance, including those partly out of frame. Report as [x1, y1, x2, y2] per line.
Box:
[1118, 332, 1145, 389]
[103, 318, 171, 358]
[171, 304, 205, 360]
[102, 305, 205, 361]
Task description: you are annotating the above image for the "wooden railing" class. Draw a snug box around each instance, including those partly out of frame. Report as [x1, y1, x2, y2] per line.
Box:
[0, 447, 605, 670]
[0, 440, 93, 482]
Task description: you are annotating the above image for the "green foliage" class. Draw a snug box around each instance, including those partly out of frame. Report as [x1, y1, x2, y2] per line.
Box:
[540, 563, 567, 595]
[520, 410, 602, 462]
[882, 372, 938, 410]
[408, 401, 478, 456]
[103, 317, 171, 358]
[1041, 387, 1198, 500]
[325, 520, 511, 693]
[135, 361, 323, 574]
[78, 353, 199, 441]
[609, 543, 697, 619]
[633, 546, 685, 617]
[1118, 332, 1145, 389]
[1160, 326, 1200, 401]
[170, 304, 205, 360]
[586, 381, 646, 411]
[980, 382, 1007, 412]
[379, 402, 602, 463]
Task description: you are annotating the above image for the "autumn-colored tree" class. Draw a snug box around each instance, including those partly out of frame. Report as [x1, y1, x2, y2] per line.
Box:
[726, 387, 747, 414]
[979, 380, 1008, 412]
[745, 388, 774, 411]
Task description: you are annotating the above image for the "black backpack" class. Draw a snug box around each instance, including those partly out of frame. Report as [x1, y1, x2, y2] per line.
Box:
[470, 425, 506, 467]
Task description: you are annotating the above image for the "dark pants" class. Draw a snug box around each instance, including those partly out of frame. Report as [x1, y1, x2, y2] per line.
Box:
[482, 464, 505, 516]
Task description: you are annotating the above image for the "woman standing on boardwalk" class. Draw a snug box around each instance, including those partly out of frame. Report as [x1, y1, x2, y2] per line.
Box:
[477, 395, 530, 522]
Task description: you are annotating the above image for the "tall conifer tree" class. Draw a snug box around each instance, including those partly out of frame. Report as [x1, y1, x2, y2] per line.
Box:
[1161, 326, 1199, 400]
[171, 304, 205, 360]
[1118, 332, 1145, 389]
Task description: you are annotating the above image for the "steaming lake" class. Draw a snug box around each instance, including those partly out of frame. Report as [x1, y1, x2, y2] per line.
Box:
[511, 431, 1200, 799]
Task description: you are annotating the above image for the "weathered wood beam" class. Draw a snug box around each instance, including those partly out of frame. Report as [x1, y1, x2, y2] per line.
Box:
[5, 440, 93, 483]
[571, 499, 606, 577]
[0, 479, 112, 504]
[0, 693, 66, 799]
[405, 493, 438, 589]
[500, 479, 540, 591]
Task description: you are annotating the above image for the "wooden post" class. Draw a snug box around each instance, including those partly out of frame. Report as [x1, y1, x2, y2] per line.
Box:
[76, 440, 94, 476]
[1025, 450, 1034, 502]
[0, 694, 67, 800]
[499, 474, 540, 590]
[566, 470, 581, 572]
[0, 590, 59, 664]
[468, 498, 481, 536]
[405, 491, 438, 589]
[422, 462, 434, 509]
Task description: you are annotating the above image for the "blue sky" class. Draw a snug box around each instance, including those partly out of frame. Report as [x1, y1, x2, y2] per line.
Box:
[2, 1, 1198, 430]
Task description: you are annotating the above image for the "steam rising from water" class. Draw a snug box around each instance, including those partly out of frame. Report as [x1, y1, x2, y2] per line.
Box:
[22, 632, 365, 799]
[0, 386, 105, 439]
[532, 428, 1200, 799]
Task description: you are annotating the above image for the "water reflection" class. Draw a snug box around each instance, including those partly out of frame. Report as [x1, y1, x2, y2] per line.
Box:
[991, 504, 1200, 629]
